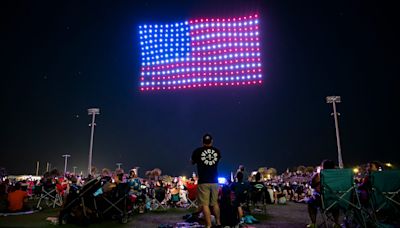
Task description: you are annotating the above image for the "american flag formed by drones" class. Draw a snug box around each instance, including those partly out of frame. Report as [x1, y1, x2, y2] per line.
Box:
[138, 14, 262, 91]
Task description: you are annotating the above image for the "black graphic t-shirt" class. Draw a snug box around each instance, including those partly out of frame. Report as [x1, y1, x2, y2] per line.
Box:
[192, 146, 221, 184]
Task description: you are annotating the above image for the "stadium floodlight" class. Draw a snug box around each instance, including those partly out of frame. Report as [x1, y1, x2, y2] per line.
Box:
[326, 96, 341, 104]
[73, 166, 77, 174]
[87, 108, 100, 176]
[62, 154, 71, 176]
[116, 163, 123, 169]
[326, 96, 343, 169]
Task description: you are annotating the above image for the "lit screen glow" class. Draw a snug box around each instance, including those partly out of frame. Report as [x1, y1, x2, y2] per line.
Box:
[138, 14, 262, 91]
[218, 177, 227, 185]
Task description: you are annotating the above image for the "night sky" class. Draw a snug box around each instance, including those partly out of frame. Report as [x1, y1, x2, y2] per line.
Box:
[1, 0, 398, 176]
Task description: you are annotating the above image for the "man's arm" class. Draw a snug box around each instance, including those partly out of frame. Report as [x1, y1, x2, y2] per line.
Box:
[310, 173, 320, 189]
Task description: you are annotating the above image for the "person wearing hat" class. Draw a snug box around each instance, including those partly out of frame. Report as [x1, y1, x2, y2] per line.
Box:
[191, 133, 222, 228]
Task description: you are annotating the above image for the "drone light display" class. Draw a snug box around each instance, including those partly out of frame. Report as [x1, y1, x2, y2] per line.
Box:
[138, 14, 262, 91]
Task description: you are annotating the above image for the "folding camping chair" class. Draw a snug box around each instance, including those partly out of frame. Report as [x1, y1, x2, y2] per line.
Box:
[169, 187, 181, 207]
[320, 169, 369, 228]
[36, 184, 63, 209]
[248, 183, 267, 215]
[59, 177, 102, 225]
[99, 183, 130, 223]
[186, 184, 198, 209]
[151, 186, 167, 210]
[370, 170, 400, 222]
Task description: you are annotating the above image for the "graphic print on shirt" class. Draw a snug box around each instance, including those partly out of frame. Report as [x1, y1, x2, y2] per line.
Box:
[200, 148, 218, 166]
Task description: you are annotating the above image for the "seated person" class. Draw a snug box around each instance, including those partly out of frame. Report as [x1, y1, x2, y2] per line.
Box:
[358, 161, 379, 205]
[265, 184, 274, 204]
[68, 176, 80, 193]
[63, 176, 80, 204]
[273, 184, 286, 205]
[56, 178, 69, 197]
[307, 159, 339, 228]
[283, 182, 294, 201]
[128, 169, 141, 192]
[249, 172, 265, 205]
[294, 183, 304, 202]
[169, 184, 180, 207]
[100, 168, 112, 182]
[8, 182, 29, 212]
[42, 177, 56, 193]
[178, 184, 188, 205]
[0, 183, 8, 212]
[109, 172, 127, 198]
[230, 171, 249, 218]
[93, 169, 113, 196]
[155, 180, 166, 204]
[185, 178, 198, 202]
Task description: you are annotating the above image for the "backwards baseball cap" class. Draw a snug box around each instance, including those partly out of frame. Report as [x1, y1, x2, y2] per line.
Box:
[202, 133, 213, 144]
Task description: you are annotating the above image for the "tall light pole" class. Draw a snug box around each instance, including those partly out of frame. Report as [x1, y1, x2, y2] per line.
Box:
[116, 163, 122, 169]
[88, 108, 100, 176]
[62, 154, 71, 176]
[36, 161, 40, 176]
[326, 96, 344, 169]
[73, 166, 77, 175]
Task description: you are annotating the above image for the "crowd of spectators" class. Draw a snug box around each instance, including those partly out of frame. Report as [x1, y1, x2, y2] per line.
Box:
[0, 160, 394, 226]
[0, 164, 329, 215]
[0, 165, 310, 215]
[226, 165, 315, 207]
[0, 179, 30, 213]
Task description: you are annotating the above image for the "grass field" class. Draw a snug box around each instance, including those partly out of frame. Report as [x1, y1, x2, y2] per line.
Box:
[0, 202, 309, 227]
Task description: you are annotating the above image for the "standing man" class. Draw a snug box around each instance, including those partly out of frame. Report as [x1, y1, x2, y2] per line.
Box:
[191, 133, 221, 228]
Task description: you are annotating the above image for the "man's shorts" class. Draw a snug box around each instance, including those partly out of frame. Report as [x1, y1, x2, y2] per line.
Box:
[197, 183, 218, 207]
